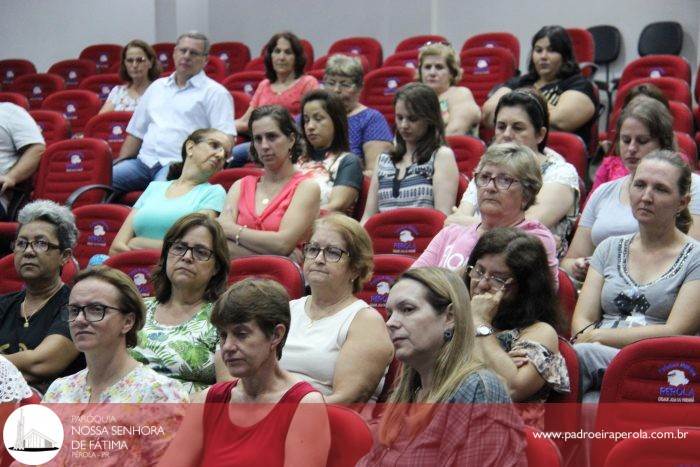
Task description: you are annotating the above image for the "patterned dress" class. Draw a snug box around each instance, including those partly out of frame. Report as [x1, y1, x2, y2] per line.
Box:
[376, 152, 436, 212]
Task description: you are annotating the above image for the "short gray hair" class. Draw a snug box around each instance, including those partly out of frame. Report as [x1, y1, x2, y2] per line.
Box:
[176, 31, 210, 55]
[476, 143, 543, 210]
[17, 200, 78, 250]
[324, 54, 365, 87]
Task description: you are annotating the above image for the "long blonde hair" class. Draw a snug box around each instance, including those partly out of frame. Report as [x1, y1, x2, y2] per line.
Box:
[379, 267, 483, 445]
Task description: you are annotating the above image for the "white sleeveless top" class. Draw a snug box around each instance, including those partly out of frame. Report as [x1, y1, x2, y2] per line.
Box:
[280, 296, 385, 400]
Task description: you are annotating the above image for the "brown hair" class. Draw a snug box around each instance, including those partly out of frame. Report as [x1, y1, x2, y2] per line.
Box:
[615, 98, 676, 155]
[249, 105, 304, 164]
[167, 128, 226, 180]
[263, 31, 306, 81]
[119, 39, 161, 83]
[418, 42, 462, 85]
[391, 82, 445, 165]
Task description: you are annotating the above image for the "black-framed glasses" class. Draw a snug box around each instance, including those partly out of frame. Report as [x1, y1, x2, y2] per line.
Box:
[125, 57, 148, 64]
[302, 243, 349, 263]
[14, 238, 61, 253]
[176, 47, 205, 58]
[466, 265, 513, 290]
[168, 242, 214, 262]
[473, 172, 520, 190]
[65, 303, 122, 322]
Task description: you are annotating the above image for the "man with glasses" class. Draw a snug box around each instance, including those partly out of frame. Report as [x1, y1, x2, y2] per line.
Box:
[113, 31, 235, 193]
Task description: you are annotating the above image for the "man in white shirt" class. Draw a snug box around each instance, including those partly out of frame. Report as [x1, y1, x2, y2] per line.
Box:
[113, 31, 235, 193]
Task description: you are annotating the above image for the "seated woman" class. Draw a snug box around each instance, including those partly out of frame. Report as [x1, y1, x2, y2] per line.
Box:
[218, 105, 320, 259]
[99, 39, 161, 113]
[481, 25, 598, 149]
[323, 54, 393, 174]
[465, 228, 569, 428]
[110, 128, 229, 255]
[562, 99, 700, 281]
[418, 42, 481, 136]
[359, 267, 525, 466]
[0, 200, 82, 391]
[360, 83, 459, 222]
[413, 143, 559, 286]
[297, 90, 363, 215]
[448, 89, 580, 254]
[279, 214, 393, 403]
[129, 213, 230, 393]
[572, 151, 700, 400]
[43, 266, 187, 402]
[160, 278, 329, 467]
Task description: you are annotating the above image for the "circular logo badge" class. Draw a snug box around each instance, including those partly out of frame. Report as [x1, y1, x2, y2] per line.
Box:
[3, 404, 64, 465]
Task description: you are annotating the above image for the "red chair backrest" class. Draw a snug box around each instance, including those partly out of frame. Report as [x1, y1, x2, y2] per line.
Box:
[545, 337, 581, 455]
[228, 255, 304, 299]
[352, 176, 371, 221]
[0, 59, 36, 90]
[152, 42, 176, 72]
[228, 91, 251, 120]
[243, 56, 266, 72]
[459, 47, 516, 106]
[79, 44, 123, 74]
[609, 100, 694, 138]
[104, 249, 161, 296]
[566, 28, 595, 64]
[209, 167, 263, 192]
[211, 41, 251, 74]
[604, 426, 700, 467]
[8, 73, 65, 110]
[326, 405, 373, 467]
[546, 131, 588, 180]
[79, 73, 124, 103]
[329, 37, 383, 71]
[73, 203, 131, 268]
[0, 253, 78, 295]
[613, 77, 692, 113]
[364, 208, 446, 257]
[456, 173, 468, 205]
[300, 39, 315, 69]
[382, 51, 420, 69]
[204, 56, 227, 82]
[555, 269, 578, 338]
[396, 35, 448, 53]
[355, 254, 414, 319]
[47, 59, 97, 89]
[84, 111, 133, 156]
[675, 131, 697, 168]
[222, 71, 265, 97]
[359, 66, 416, 127]
[313, 54, 370, 74]
[0, 91, 29, 109]
[462, 32, 521, 70]
[524, 426, 562, 466]
[34, 138, 112, 207]
[41, 90, 102, 134]
[619, 55, 691, 89]
[446, 135, 486, 177]
[28, 110, 70, 145]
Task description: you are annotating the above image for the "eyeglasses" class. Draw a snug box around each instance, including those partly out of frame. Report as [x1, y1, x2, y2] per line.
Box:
[14, 238, 61, 253]
[168, 242, 214, 262]
[473, 172, 520, 190]
[176, 47, 205, 58]
[323, 80, 355, 90]
[302, 243, 349, 263]
[125, 57, 148, 64]
[466, 265, 513, 290]
[65, 303, 122, 322]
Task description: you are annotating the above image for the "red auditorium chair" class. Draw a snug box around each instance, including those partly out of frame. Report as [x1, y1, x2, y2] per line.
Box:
[382, 51, 420, 69]
[352, 176, 371, 221]
[243, 56, 265, 72]
[462, 32, 520, 70]
[79, 44, 123, 74]
[0, 59, 36, 90]
[547, 131, 588, 180]
[209, 167, 263, 192]
[395, 35, 448, 53]
[364, 208, 446, 257]
[359, 66, 416, 126]
[619, 55, 691, 89]
[84, 111, 132, 156]
[524, 426, 562, 466]
[229, 90, 251, 120]
[0, 253, 79, 295]
[222, 71, 265, 97]
[456, 173, 468, 206]
[459, 47, 516, 106]
[47, 59, 97, 89]
[300, 39, 315, 69]
[152, 42, 175, 72]
[211, 41, 251, 74]
[446, 135, 486, 177]
[312, 54, 370, 74]
[591, 336, 700, 467]
[28, 110, 70, 145]
[308, 69, 325, 82]
[0, 91, 29, 109]
[79, 73, 124, 103]
[104, 249, 161, 296]
[556, 269, 578, 338]
[613, 77, 691, 112]
[566, 28, 596, 77]
[675, 131, 697, 168]
[327, 405, 373, 467]
[604, 427, 700, 467]
[329, 37, 383, 71]
[228, 255, 304, 299]
[72, 203, 131, 268]
[355, 254, 414, 319]
[204, 55, 227, 82]
[40, 90, 102, 135]
[9, 73, 65, 110]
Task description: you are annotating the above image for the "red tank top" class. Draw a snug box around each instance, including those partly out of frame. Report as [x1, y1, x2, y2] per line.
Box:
[200, 380, 317, 467]
[236, 172, 309, 232]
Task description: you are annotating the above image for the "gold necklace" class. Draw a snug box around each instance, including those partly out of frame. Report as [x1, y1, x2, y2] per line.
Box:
[21, 285, 62, 328]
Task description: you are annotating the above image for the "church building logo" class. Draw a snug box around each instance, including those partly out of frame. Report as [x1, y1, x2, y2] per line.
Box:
[3, 404, 64, 465]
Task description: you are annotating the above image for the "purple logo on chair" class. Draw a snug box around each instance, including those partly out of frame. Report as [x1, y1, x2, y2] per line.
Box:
[649, 68, 664, 78]
[219, 52, 229, 63]
[108, 124, 125, 142]
[369, 276, 393, 307]
[4, 70, 14, 84]
[383, 78, 399, 95]
[158, 53, 168, 65]
[475, 58, 489, 74]
[32, 86, 42, 96]
[67, 70, 78, 85]
[86, 222, 108, 246]
[65, 152, 84, 172]
[657, 362, 697, 402]
[98, 85, 112, 100]
[392, 226, 418, 254]
[485, 42, 496, 48]
[244, 83, 254, 95]
[64, 103, 77, 120]
[351, 48, 361, 54]
[128, 269, 151, 296]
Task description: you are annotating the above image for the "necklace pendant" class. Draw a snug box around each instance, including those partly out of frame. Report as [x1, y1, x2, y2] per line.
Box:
[306, 320, 314, 329]
[23, 321, 29, 328]
[262, 198, 270, 205]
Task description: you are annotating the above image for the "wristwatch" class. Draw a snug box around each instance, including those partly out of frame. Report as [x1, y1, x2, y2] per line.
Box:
[475, 324, 494, 337]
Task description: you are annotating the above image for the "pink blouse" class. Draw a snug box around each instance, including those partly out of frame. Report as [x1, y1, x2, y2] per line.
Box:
[250, 75, 319, 115]
[236, 172, 309, 232]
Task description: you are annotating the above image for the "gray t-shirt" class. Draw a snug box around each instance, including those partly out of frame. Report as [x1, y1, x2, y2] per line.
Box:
[0, 102, 44, 175]
[591, 234, 700, 327]
[581, 174, 700, 246]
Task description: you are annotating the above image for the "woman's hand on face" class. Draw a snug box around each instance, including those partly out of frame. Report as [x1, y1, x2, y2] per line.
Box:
[471, 290, 503, 324]
[508, 349, 530, 368]
[571, 257, 590, 282]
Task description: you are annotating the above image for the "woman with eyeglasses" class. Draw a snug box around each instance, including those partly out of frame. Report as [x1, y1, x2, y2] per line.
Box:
[0, 200, 83, 391]
[99, 39, 161, 114]
[279, 214, 393, 403]
[464, 228, 568, 428]
[413, 143, 559, 287]
[360, 83, 460, 223]
[128, 213, 231, 393]
[42, 266, 187, 402]
[110, 128, 229, 256]
[418, 42, 481, 136]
